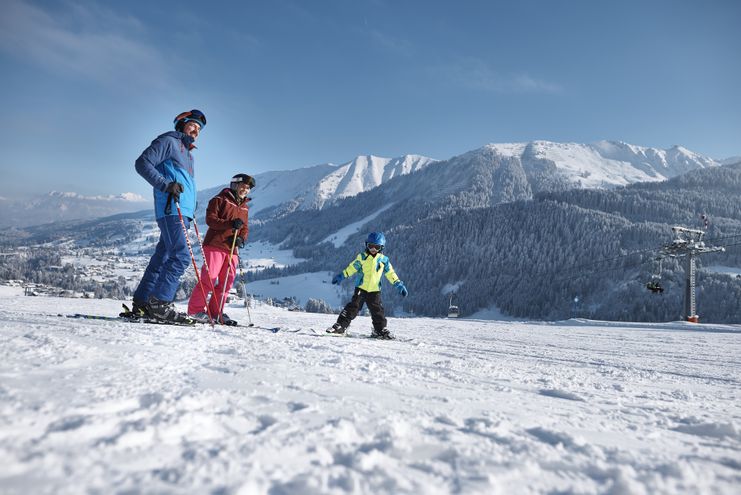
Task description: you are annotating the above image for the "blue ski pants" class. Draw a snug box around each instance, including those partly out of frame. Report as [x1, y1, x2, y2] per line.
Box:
[133, 215, 191, 303]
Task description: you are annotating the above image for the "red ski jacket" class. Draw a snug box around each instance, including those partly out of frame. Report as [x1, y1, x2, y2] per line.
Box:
[203, 188, 250, 251]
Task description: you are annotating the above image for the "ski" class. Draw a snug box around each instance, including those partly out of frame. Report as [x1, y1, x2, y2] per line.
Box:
[59, 312, 297, 332]
[255, 326, 302, 333]
[310, 328, 410, 341]
[59, 313, 385, 338]
[62, 313, 197, 327]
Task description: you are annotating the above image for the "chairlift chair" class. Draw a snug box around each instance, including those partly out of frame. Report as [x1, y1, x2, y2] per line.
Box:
[447, 294, 460, 318]
[646, 257, 665, 294]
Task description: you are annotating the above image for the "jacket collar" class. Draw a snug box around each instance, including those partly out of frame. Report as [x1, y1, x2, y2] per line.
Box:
[220, 187, 251, 205]
[161, 131, 197, 150]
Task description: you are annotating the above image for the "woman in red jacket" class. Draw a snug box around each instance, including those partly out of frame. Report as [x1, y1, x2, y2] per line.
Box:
[188, 174, 254, 325]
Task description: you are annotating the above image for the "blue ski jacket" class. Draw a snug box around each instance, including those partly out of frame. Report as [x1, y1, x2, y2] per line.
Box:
[135, 131, 197, 219]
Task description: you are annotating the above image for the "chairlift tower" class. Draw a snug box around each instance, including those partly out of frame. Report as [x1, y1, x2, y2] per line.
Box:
[660, 227, 724, 322]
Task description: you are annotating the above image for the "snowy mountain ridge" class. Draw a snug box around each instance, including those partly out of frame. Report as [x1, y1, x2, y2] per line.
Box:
[0, 140, 724, 229]
[485, 140, 719, 188]
[238, 141, 720, 219]
[310, 154, 434, 209]
[0, 191, 149, 228]
[46, 191, 148, 202]
[199, 154, 437, 220]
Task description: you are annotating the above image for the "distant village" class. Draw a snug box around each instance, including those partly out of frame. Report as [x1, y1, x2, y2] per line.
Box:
[0, 245, 328, 313]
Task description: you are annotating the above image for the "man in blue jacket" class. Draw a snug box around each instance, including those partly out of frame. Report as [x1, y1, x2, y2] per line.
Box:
[130, 109, 206, 323]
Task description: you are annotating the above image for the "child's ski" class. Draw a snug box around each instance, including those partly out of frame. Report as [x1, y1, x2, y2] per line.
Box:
[310, 328, 410, 341]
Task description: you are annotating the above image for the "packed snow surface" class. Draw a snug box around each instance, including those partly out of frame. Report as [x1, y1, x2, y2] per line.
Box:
[0, 287, 739, 494]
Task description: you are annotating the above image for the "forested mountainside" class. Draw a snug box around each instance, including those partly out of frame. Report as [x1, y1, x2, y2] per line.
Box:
[251, 163, 741, 322]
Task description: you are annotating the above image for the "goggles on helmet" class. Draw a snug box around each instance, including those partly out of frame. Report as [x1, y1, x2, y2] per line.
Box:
[231, 174, 256, 188]
[367, 243, 383, 251]
[174, 109, 207, 129]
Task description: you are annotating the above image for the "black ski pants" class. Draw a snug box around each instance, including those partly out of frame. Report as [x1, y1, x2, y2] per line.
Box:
[337, 288, 386, 331]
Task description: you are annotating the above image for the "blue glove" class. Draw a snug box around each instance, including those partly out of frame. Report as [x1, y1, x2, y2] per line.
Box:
[332, 273, 344, 285]
[394, 281, 408, 297]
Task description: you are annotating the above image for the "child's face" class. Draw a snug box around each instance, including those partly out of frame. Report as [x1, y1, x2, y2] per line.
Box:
[367, 243, 381, 254]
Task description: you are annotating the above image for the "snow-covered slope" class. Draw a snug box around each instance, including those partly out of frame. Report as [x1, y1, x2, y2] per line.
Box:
[308, 154, 434, 209]
[199, 154, 436, 219]
[197, 163, 338, 218]
[0, 287, 739, 494]
[488, 140, 719, 188]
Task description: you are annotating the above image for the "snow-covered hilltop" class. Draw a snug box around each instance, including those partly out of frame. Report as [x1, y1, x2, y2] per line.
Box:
[487, 140, 719, 189]
[0, 191, 149, 228]
[206, 154, 437, 219]
[0, 140, 725, 228]
[227, 140, 720, 221]
[309, 154, 435, 209]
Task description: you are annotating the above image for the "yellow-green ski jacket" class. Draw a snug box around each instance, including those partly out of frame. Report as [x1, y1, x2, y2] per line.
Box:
[341, 251, 400, 292]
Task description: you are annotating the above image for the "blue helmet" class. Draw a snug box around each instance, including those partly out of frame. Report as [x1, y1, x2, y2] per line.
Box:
[366, 232, 386, 252]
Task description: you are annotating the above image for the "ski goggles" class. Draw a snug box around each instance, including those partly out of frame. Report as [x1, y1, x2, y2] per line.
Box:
[174, 109, 207, 128]
[367, 243, 383, 251]
[231, 175, 256, 188]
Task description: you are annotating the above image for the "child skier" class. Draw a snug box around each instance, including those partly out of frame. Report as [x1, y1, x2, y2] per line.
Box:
[187, 173, 254, 325]
[327, 232, 408, 339]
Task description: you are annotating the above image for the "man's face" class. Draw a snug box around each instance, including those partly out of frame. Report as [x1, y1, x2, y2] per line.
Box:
[182, 121, 201, 140]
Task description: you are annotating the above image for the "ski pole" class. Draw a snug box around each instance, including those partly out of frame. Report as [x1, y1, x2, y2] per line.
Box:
[216, 228, 240, 324]
[236, 252, 254, 327]
[191, 215, 220, 323]
[175, 201, 215, 327]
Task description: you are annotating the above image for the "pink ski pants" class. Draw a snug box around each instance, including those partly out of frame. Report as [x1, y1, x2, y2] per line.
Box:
[187, 246, 238, 317]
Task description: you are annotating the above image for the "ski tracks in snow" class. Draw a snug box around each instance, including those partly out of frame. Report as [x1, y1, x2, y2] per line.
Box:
[0, 288, 739, 494]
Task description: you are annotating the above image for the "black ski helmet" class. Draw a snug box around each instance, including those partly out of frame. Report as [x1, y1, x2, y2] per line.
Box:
[174, 109, 207, 131]
[230, 173, 255, 191]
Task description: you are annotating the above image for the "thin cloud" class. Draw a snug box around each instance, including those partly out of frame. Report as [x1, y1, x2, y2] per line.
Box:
[435, 57, 562, 94]
[0, 0, 173, 89]
[369, 29, 415, 57]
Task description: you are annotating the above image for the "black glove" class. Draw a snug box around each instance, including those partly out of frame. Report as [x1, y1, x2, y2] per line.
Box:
[232, 219, 244, 230]
[236, 237, 244, 249]
[165, 182, 184, 203]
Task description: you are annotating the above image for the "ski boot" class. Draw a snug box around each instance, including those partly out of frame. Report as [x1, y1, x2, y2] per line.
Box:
[219, 313, 238, 326]
[131, 300, 150, 318]
[147, 297, 195, 325]
[120, 300, 149, 320]
[370, 328, 393, 340]
[190, 312, 212, 324]
[326, 322, 346, 335]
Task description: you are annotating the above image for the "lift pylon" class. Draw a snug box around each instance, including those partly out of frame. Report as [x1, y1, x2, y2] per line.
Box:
[660, 227, 724, 322]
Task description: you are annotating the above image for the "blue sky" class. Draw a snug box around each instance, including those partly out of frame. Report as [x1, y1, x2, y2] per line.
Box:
[1, 0, 739, 198]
